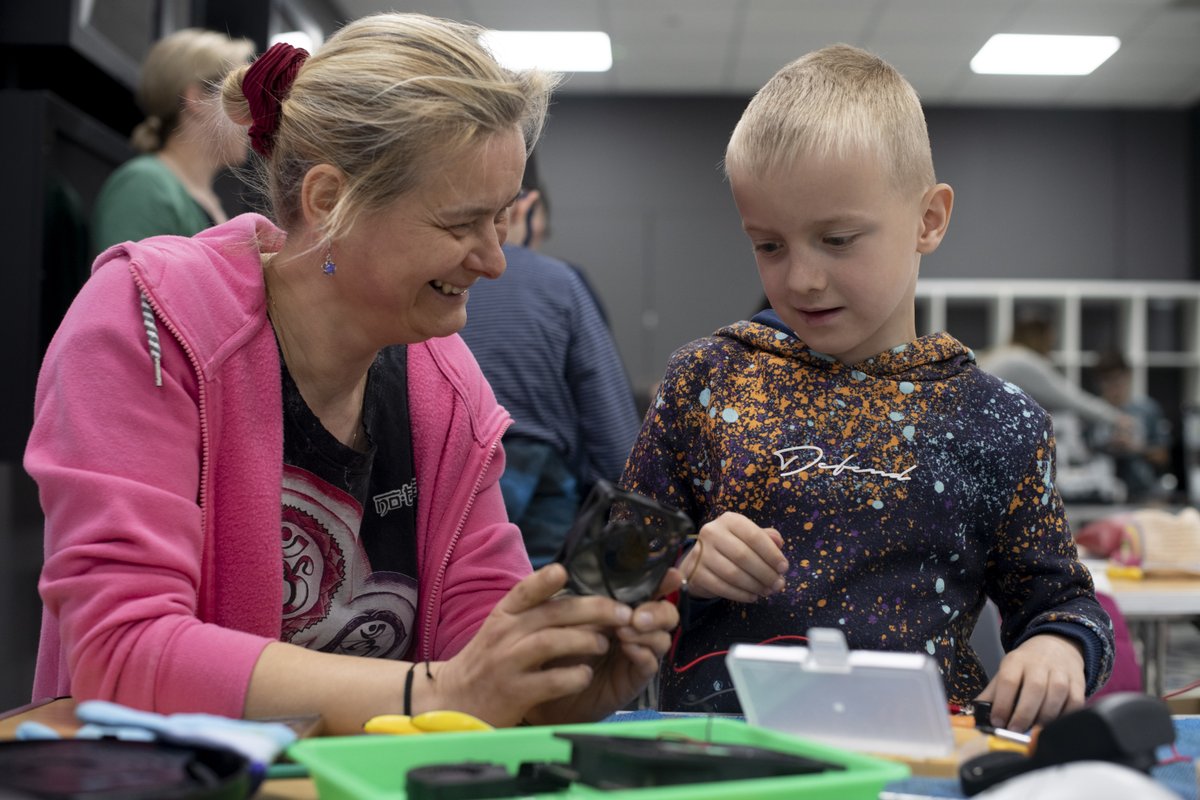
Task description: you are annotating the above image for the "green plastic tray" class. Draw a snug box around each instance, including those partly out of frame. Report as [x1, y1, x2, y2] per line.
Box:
[287, 716, 909, 799]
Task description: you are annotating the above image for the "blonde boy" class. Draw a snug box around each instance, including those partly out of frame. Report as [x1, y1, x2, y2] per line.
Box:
[621, 45, 1113, 731]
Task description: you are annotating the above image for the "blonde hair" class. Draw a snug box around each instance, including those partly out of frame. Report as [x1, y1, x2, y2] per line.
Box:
[221, 13, 558, 243]
[725, 44, 935, 194]
[131, 28, 254, 153]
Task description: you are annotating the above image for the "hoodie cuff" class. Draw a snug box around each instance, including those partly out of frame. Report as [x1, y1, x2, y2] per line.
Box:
[1018, 621, 1107, 696]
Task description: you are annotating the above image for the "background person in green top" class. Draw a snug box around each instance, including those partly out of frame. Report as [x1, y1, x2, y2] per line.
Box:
[91, 29, 255, 254]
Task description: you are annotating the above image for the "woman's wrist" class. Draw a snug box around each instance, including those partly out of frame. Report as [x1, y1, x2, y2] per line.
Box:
[407, 660, 446, 716]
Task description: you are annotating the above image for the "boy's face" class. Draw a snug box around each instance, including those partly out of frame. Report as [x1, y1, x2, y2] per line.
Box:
[730, 150, 952, 365]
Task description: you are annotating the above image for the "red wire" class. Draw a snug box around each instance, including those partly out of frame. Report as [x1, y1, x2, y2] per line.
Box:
[1161, 677, 1200, 700]
[671, 635, 809, 673]
[1159, 744, 1191, 766]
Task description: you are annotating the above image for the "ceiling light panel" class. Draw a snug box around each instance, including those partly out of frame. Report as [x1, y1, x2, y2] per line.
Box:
[970, 33, 1121, 75]
[482, 30, 613, 72]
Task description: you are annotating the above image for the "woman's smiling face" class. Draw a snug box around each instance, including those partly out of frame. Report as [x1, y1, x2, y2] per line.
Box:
[334, 126, 527, 346]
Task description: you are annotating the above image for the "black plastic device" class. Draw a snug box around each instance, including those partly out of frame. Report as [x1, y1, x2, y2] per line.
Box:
[555, 479, 693, 606]
[959, 692, 1176, 796]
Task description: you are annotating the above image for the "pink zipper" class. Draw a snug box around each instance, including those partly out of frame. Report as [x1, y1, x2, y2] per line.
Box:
[130, 270, 213, 608]
[420, 418, 511, 661]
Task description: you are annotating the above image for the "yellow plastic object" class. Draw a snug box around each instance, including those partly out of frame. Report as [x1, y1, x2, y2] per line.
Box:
[411, 710, 493, 732]
[363, 710, 494, 735]
[362, 715, 422, 735]
[1106, 564, 1145, 581]
[986, 735, 1030, 755]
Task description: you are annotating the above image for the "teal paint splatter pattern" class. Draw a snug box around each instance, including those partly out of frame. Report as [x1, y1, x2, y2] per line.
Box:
[622, 320, 1114, 712]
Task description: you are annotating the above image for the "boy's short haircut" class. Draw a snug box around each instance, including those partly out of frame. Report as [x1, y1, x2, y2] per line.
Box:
[725, 44, 936, 195]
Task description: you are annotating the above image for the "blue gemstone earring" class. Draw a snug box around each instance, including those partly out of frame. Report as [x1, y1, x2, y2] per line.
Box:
[321, 247, 336, 276]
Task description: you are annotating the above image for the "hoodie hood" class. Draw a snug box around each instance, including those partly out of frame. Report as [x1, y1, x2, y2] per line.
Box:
[719, 310, 977, 383]
[92, 214, 286, 383]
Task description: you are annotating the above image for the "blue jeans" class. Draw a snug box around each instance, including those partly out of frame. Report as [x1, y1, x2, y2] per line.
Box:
[499, 437, 580, 568]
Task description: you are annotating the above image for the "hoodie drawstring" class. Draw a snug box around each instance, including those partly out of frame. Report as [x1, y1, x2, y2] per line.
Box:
[140, 292, 163, 387]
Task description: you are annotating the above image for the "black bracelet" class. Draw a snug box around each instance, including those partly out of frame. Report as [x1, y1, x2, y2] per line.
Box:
[404, 660, 419, 717]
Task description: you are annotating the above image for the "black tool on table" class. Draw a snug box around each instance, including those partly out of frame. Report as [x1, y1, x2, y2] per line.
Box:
[0, 737, 251, 799]
[958, 692, 1176, 796]
[405, 731, 844, 799]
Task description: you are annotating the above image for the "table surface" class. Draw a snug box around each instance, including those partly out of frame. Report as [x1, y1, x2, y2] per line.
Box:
[1086, 559, 1200, 617]
[3, 699, 1198, 800]
[4, 562, 1199, 799]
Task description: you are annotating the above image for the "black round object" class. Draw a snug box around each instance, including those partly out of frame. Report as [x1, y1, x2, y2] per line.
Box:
[406, 762, 515, 800]
[0, 739, 251, 800]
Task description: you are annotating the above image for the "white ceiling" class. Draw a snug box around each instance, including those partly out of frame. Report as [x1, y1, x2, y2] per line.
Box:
[331, 0, 1200, 107]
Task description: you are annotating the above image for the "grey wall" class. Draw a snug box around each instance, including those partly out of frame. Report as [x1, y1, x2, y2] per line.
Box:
[531, 98, 1194, 397]
[926, 109, 1191, 282]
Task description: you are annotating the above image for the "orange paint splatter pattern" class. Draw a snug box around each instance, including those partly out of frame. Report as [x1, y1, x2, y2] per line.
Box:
[622, 322, 1114, 712]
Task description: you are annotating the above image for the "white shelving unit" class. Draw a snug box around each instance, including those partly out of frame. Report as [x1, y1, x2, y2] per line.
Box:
[916, 279, 1200, 407]
[917, 279, 1200, 504]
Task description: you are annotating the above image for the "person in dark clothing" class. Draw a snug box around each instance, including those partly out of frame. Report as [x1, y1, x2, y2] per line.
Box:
[1088, 351, 1173, 502]
[460, 157, 641, 567]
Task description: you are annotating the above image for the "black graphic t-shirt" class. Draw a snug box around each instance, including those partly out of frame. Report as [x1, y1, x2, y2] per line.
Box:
[278, 345, 420, 660]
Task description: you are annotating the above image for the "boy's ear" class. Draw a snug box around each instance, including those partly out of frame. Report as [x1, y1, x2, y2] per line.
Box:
[916, 183, 954, 255]
[299, 164, 346, 230]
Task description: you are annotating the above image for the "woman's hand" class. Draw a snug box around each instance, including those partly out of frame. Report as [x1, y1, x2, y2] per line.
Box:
[527, 567, 681, 725]
[433, 563, 677, 727]
[680, 512, 788, 601]
[975, 633, 1086, 732]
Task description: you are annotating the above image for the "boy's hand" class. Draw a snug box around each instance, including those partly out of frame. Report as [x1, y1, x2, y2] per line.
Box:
[680, 511, 788, 602]
[975, 633, 1086, 732]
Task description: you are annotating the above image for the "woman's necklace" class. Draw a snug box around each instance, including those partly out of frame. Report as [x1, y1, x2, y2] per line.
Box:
[264, 256, 367, 451]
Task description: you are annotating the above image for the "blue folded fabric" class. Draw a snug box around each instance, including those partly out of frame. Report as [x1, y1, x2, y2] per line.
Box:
[15, 700, 297, 778]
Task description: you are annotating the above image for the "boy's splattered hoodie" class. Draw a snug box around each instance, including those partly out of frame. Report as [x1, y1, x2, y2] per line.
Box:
[622, 314, 1114, 712]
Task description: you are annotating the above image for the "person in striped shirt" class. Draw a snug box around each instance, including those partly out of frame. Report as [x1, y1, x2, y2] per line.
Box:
[460, 157, 641, 567]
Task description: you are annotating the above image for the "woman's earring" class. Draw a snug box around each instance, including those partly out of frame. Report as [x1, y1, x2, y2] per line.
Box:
[322, 246, 336, 276]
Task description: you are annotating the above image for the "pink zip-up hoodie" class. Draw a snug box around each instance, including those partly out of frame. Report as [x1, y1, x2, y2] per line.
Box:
[26, 214, 531, 716]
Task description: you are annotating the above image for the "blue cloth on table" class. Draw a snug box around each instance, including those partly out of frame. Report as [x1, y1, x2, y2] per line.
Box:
[14, 700, 297, 788]
[607, 710, 1200, 799]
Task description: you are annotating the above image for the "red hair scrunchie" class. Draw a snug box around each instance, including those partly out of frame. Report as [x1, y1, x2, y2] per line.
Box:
[244, 42, 309, 157]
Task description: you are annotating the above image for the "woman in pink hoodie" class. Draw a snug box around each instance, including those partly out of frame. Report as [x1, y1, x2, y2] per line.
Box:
[25, 13, 677, 735]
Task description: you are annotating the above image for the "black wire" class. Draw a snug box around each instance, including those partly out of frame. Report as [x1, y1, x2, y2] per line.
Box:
[677, 687, 738, 710]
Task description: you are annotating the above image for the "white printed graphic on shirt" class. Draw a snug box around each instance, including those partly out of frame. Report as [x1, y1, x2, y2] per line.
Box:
[373, 479, 417, 517]
[280, 466, 417, 658]
[773, 445, 916, 482]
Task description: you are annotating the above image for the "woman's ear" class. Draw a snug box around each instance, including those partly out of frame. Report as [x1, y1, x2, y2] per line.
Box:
[177, 82, 212, 124]
[299, 164, 346, 231]
[916, 183, 954, 255]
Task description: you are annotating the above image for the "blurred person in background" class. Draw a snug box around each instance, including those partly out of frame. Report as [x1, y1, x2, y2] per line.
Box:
[91, 28, 255, 253]
[459, 154, 641, 567]
[1088, 351, 1173, 503]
